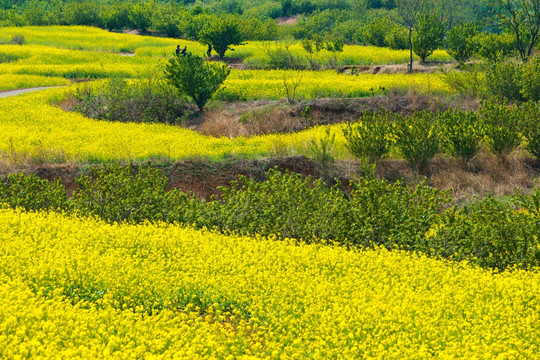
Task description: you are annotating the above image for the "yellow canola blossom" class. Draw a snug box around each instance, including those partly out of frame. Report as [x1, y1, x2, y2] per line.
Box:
[0, 208, 539, 359]
[0, 25, 451, 65]
[0, 87, 352, 162]
[0, 74, 69, 91]
[0, 26, 183, 52]
[220, 70, 449, 100]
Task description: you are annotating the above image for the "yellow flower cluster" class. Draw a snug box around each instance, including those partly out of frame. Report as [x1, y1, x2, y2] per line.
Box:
[0, 87, 351, 162]
[0, 207, 539, 359]
[221, 69, 449, 100]
[0, 44, 163, 84]
[0, 26, 181, 52]
[0, 25, 451, 65]
[0, 73, 69, 91]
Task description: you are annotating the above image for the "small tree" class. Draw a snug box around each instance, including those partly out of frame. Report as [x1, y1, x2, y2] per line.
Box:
[413, 15, 446, 63]
[165, 52, 230, 111]
[495, 0, 540, 62]
[343, 111, 394, 164]
[392, 0, 432, 73]
[128, 3, 152, 34]
[446, 22, 479, 66]
[199, 18, 244, 58]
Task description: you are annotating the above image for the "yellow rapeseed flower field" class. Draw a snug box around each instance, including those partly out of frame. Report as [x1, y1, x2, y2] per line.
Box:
[0, 87, 360, 162]
[0, 208, 538, 359]
[0, 26, 451, 65]
[220, 69, 448, 100]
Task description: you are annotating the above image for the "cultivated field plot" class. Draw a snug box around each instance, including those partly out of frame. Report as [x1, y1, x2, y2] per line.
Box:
[1, 23, 540, 360]
[1, 208, 539, 359]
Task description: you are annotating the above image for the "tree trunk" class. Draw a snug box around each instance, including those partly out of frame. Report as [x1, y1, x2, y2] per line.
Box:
[408, 28, 413, 73]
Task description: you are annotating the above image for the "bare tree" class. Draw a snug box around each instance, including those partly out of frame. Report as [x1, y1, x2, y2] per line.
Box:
[496, 0, 540, 62]
[392, 0, 433, 73]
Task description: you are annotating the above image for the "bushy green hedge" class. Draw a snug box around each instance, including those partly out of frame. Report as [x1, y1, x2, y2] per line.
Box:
[344, 101, 540, 171]
[2, 165, 540, 271]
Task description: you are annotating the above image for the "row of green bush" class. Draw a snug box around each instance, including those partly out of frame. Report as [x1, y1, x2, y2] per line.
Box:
[2, 165, 539, 272]
[344, 100, 540, 173]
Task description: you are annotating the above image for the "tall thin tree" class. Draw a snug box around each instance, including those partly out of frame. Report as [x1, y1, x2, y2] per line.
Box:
[392, 0, 432, 73]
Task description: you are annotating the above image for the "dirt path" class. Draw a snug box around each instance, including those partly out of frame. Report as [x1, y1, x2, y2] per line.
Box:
[0, 86, 66, 98]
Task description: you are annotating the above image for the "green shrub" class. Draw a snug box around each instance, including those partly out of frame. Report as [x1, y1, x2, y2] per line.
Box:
[438, 109, 483, 164]
[485, 60, 524, 102]
[521, 56, 540, 102]
[441, 66, 486, 99]
[343, 111, 394, 164]
[347, 177, 450, 250]
[394, 111, 439, 174]
[0, 173, 67, 212]
[73, 77, 189, 125]
[10, 33, 24, 45]
[519, 101, 540, 159]
[385, 27, 408, 50]
[165, 52, 230, 111]
[309, 127, 336, 184]
[71, 165, 185, 224]
[202, 170, 349, 242]
[474, 32, 515, 63]
[361, 17, 393, 47]
[262, 42, 306, 70]
[479, 100, 522, 158]
[446, 22, 479, 66]
[429, 197, 540, 271]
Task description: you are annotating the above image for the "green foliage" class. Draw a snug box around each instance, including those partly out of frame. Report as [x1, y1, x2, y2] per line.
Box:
[128, 3, 152, 33]
[347, 177, 450, 249]
[5, 166, 540, 271]
[496, 0, 540, 62]
[362, 17, 393, 47]
[385, 27, 408, 50]
[71, 164, 193, 224]
[325, 37, 344, 52]
[412, 15, 445, 62]
[199, 18, 244, 58]
[152, 5, 182, 38]
[165, 52, 230, 111]
[9, 33, 24, 45]
[262, 42, 306, 70]
[62, 1, 104, 27]
[474, 32, 515, 62]
[103, 3, 131, 31]
[446, 22, 479, 65]
[309, 127, 336, 184]
[73, 77, 189, 125]
[521, 56, 540, 102]
[485, 60, 524, 102]
[431, 196, 540, 271]
[479, 100, 522, 158]
[202, 170, 349, 241]
[519, 101, 540, 158]
[343, 111, 393, 164]
[441, 66, 486, 99]
[438, 109, 483, 164]
[0, 173, 67, 212]
[394, 111, 439, 174]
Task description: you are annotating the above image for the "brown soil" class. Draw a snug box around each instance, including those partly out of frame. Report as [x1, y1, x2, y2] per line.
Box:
[197, 95, 479, 137]
[276, 16, 299, 26]
[206, 56, 245, 69]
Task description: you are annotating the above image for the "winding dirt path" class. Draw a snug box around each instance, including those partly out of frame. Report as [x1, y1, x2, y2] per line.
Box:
[0, 86, 66, 98]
